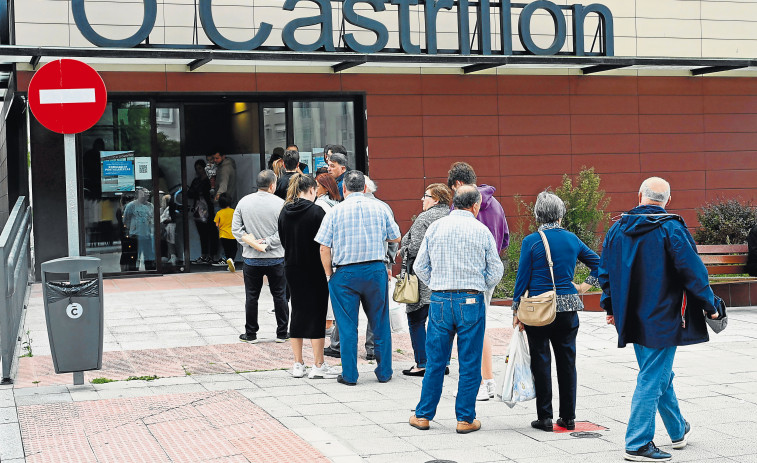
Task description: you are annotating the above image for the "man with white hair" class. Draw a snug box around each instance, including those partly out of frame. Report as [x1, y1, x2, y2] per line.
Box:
[599, 177, 721, 462]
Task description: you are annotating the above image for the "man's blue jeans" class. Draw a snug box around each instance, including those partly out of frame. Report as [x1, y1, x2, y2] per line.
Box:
[626, 344, 686, 451]
[415, 291, 486, 423]
[329, 261, 392, 383]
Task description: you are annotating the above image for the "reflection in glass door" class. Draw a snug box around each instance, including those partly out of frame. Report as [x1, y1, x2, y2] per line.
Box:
[262, 104, 288, 170]
[156, 106, 186, 272]
[80, 101, 157, 273]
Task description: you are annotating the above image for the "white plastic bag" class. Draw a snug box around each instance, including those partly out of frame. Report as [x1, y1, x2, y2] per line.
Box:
[387, 278, 407, 333]
[499, 329, 536, 408]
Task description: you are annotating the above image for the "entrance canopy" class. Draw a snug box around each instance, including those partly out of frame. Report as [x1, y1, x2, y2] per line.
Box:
[2, 44, 757, 100]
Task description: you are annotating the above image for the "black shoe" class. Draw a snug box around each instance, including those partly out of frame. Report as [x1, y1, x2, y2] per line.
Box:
[239, 333, 257, 342]
[365, 353, 376, 361]
[378, 375, 392, 383]
[445, 366, 450, 375]
[402, 366, 426, 377]
[324, 346, 341, 358]
[624, 441, 671, 461]
[531, 418, 553, 432]
[556, 418, 575, 430]
[337, 374, 356, 386]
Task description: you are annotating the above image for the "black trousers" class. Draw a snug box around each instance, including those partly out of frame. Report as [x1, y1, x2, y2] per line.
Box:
[243, 262, 289, 338]
[524, 311, 579, 420]
[220, 238, 237, 260]
[194, 220, 218, 257]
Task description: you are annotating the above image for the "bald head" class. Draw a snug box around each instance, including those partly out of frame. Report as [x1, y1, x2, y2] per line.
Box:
[639, 177, 671, 206]
[453, 184, 482, 212]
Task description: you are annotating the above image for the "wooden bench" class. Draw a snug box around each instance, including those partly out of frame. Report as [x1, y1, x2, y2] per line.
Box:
[697, 244, 749, 276]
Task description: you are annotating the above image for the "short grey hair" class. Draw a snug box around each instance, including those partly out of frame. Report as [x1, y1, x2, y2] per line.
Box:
[453, 185, 482, 210]
[257, 169, 277, 189]
[639, 177, 670, 204]
[343, 170, 365, 193]
[364, 176, 377, 193]
[534, 191, 566, 224]
[329, 152, 348, 168]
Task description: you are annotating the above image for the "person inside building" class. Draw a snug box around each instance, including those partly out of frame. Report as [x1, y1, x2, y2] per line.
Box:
[275, 149, 300, 199]
[327, 152, 349, 200]
[188, 159, 216, 265]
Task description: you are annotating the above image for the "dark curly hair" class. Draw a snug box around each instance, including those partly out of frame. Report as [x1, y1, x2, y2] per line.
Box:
[447, 161, 477, 188]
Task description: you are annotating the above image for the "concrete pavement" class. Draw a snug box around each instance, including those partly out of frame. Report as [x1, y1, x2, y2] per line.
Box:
[2, 272, 756, 462]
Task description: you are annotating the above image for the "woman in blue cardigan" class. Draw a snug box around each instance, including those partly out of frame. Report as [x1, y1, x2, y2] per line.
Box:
[512, 191, 600, 432]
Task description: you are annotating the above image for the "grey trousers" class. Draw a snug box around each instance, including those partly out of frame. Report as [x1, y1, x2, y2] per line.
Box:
[330, 320, 374, 355]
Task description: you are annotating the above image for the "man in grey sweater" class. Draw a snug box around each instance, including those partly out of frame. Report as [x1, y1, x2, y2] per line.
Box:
[232, 170, 288, 343]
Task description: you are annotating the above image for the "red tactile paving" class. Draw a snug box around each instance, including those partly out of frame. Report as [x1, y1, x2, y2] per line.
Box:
[17, 390, 330, 463]
[553, 421, 609, 434]
[15, 328, 513, 388]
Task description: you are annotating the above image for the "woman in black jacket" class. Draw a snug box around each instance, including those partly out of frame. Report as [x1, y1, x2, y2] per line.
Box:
[187, 159, 215, 265]
[279, 174, 340, 380]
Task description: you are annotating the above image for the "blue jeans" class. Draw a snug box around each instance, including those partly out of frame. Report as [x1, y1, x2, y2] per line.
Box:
[415, 292, 486, 423]
[626, 344, 686, 451]
[329, 261, 392, 383]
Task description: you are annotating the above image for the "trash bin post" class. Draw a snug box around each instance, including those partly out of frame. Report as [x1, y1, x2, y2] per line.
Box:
[41, 257, 104, 386]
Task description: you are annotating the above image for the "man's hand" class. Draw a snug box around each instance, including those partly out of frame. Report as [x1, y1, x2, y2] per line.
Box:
[606, 315, 615, 325]
[512, 314, 525, 332]
[215, 193, 220, 202]
[387, 269, 392, 279]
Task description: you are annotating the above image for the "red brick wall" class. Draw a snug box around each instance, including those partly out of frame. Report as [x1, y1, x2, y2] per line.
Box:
[17, 71, 757, 236]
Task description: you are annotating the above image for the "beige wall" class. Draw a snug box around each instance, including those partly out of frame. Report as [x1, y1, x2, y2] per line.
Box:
[13, 0, 757, 58]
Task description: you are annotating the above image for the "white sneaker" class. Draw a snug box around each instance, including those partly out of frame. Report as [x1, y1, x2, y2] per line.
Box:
[291, 362, 307, 378]
[485, 379, 496, 398]
[476, 383, 490, 401]
[308, 361, 340, 379]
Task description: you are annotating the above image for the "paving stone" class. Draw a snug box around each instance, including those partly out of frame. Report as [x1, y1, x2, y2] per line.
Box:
[0, 423, 24, 459]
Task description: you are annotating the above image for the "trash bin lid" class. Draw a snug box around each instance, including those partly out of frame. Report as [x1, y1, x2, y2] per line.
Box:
[41, 256, 102, 274]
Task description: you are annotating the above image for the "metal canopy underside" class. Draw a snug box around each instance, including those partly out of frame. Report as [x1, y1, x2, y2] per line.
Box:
[1, 44, 756, 99]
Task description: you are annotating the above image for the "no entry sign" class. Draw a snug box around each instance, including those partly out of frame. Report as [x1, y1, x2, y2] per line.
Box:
[28, 59, 107, 134]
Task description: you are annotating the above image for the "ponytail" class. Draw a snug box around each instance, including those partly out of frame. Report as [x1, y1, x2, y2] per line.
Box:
[285, 173, 318, 203]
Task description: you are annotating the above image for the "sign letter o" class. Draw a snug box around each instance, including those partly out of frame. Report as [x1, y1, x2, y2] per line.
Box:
[518, 0, 566, 56]
[66, 303, 84, 319]
[72, 0, 157, 48]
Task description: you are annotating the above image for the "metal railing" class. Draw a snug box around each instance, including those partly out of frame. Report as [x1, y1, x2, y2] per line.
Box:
[0, 197, 32, 384]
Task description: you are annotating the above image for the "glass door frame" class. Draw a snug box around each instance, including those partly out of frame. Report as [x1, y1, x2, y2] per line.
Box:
[77, 92, 367, 277]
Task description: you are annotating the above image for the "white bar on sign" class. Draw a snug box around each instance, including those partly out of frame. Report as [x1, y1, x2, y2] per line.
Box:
[39, 88, 96, 104]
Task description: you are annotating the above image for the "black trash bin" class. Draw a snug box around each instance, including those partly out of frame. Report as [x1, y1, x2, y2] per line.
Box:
[41, 257, 104, 375]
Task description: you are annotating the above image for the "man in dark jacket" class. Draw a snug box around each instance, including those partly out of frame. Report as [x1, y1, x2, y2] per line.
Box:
[747, 223, 757, 277]
[599, 177, 720, 462]
[274, 149, 299, 199]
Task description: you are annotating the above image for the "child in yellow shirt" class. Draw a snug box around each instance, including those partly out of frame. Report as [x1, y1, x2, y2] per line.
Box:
[214, 193, 236, 272]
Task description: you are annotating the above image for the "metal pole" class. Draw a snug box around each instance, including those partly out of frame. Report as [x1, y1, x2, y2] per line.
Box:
[64, 133, 84, 385]
[64, 133, 80, 258]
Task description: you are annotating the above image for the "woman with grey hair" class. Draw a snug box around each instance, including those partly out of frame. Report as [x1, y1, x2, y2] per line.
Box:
[511, 191, 600, 432]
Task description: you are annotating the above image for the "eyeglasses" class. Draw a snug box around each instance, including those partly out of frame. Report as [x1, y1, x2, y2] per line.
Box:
[421, 194, 433, 200]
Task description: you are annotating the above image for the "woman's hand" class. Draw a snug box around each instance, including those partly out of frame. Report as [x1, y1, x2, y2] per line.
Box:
[512, 314, 525, 332]
[573, 282, 592, 294]
[606, 315, 615, 325]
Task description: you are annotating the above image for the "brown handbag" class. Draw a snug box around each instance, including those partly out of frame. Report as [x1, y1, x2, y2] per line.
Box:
[518, 230, 557, 327]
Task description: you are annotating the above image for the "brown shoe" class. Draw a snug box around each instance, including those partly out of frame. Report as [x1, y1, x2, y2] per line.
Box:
[456, 419, 481, 434]
[409, 414, 430, 430]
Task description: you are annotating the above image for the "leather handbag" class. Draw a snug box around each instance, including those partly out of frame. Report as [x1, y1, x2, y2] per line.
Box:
[393, 256, 419, 304]
[518, 230, 557, 327]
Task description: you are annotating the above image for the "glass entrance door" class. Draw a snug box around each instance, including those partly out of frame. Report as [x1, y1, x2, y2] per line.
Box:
[155, 106, 186, 272]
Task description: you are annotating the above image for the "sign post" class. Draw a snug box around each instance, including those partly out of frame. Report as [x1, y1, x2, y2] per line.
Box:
[28, 59, 107, 385]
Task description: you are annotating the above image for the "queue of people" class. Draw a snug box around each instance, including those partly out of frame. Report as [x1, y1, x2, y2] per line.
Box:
[224, 148, 722, 462]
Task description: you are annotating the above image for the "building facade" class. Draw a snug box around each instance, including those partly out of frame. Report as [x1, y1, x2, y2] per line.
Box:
[1, 0, 756, 277]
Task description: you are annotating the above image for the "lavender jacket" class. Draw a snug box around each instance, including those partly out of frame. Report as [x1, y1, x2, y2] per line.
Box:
[477, 185, 509, 253]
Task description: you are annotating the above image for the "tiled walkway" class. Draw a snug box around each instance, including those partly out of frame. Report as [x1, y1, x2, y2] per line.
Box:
[17, 390, 330, 463]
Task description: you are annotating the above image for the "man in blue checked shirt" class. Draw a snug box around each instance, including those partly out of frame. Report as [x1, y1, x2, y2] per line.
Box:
[409, 185, 504, 434]
[315, 170, 401, 386]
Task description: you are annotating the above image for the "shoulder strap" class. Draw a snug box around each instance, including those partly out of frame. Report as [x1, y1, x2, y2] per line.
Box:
[538, 230, 557, 291]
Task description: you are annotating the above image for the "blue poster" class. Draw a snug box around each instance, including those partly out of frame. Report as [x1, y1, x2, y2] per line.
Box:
[101, 151, 136, 194]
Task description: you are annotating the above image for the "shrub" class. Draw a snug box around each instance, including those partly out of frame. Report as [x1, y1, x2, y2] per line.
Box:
[694, 199, 757, 245]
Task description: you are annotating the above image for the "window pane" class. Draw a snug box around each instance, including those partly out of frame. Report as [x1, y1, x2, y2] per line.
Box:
[80, 101, 155, 273]
[293, 101, 355, 173]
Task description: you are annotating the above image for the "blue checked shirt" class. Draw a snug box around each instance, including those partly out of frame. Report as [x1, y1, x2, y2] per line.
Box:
[315, 192, 401, 266]
[414, 210, 504, 292]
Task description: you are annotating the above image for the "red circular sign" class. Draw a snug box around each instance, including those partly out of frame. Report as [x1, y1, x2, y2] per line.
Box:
[28, 59, 107, 134]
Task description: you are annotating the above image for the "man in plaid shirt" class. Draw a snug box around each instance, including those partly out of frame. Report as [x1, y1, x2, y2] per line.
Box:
[409, 185, 504, 434]
[315, 170, 401, 385]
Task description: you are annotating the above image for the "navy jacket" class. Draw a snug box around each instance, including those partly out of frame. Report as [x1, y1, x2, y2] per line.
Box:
[599, 205, 718, 349]
[513, 227, 599, 303]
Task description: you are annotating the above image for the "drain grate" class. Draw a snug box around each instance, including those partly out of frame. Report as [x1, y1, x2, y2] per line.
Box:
[570, 431, 603, 438]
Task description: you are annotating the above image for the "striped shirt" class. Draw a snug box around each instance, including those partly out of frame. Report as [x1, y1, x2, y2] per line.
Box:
[314, 192, 400, 266]
[414, 210, 504, 292]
